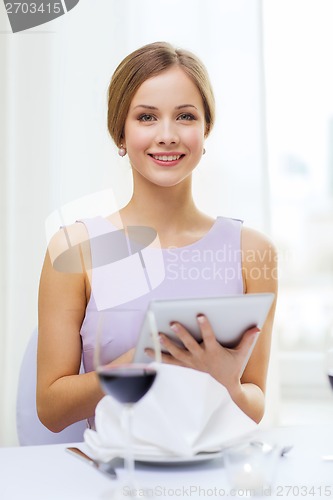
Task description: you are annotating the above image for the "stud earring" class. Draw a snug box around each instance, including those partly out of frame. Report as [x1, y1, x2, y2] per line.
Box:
[118, 144, 127, 157]
[203, 148, 206, 155]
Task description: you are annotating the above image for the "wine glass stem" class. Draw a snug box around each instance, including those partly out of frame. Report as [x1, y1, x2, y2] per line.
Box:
[122, 403, 135, 487]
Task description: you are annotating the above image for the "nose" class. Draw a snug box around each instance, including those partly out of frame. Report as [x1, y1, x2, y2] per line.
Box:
[155, 120, 179, 146]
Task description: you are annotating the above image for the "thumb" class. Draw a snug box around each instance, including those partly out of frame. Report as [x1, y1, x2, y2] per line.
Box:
[236, 327, 260, 355]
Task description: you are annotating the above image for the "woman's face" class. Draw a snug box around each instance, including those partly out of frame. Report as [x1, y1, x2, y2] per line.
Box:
[123, 66, 206, 188]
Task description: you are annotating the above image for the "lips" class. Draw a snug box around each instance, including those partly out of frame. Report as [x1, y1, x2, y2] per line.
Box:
[148, 153, 185, 166]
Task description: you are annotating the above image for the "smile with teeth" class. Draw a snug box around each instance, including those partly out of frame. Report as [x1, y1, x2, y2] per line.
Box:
[150, 154, 183, 161]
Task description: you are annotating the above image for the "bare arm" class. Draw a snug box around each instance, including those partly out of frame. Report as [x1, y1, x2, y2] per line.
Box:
[236, 226, 278, 422]
[37, 225, 133, 432]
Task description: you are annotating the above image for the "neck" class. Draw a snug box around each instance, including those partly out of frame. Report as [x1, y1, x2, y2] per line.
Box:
[120, 176, 201, 235]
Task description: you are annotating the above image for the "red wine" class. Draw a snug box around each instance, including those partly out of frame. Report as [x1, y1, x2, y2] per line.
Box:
[328, 374, 333, 390]
[98, 366, 157, 403]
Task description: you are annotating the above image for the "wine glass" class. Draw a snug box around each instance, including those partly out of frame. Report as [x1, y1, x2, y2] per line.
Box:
[94, 312, 160, 499]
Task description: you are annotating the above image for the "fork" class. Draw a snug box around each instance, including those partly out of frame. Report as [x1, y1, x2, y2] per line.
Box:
[66, 447, 117, 479]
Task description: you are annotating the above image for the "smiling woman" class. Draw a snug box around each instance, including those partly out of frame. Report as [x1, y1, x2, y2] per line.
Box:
[1, 1, 271, 446]
[36, 41, 277, 435]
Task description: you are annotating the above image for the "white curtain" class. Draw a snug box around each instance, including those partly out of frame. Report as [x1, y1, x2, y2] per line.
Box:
[0, 0, 272, 445]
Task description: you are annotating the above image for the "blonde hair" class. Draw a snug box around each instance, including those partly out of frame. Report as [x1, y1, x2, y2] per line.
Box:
[107, 41, 215, 146]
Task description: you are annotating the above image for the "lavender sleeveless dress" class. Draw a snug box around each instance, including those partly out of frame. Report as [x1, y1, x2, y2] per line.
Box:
[79, 216, 243, 374]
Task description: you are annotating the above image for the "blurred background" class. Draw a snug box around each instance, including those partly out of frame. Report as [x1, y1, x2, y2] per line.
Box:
[0, 0, 332, 446]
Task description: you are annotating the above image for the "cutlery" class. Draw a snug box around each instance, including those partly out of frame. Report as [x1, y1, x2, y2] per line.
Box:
[250, 440, 293, 457]
[66, 447, 117, 479]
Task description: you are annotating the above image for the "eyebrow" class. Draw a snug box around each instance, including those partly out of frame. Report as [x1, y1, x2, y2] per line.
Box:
[132, 104, 198, 111]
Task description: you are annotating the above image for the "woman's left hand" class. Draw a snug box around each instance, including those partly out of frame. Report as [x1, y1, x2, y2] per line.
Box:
[145, 314, 259, 392]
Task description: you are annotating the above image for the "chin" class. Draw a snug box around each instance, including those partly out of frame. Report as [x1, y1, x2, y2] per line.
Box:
[140, 169, 195, 188]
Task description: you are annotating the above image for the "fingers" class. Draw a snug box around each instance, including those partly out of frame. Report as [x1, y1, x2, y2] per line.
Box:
[145, 330, 191, 364]
[145, 320, 205, 367]
[159, 330, 193, 362]
[144, 348, 183, 366]
[196, 315, 217, 350]
[236, 327, 260, 355]
[169, 322, 201, 353]
[162, 316, 218, 356]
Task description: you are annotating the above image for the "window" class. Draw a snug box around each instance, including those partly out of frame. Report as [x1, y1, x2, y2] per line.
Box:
[263, 0, 333, 397]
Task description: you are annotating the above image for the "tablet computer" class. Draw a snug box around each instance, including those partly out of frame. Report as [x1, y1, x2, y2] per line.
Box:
[133, 293, 275, 366]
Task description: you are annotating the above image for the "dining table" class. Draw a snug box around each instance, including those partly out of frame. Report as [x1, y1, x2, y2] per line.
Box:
[1, 423, 333, 500]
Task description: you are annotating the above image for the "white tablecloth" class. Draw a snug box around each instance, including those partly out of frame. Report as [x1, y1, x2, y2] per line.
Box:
[1, 424, 333, 499]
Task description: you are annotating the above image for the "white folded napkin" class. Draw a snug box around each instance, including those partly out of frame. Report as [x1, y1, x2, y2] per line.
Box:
[84, 364, 257, 461]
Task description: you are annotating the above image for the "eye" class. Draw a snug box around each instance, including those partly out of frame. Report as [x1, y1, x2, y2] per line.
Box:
[177, 113, 196, 121]
[138, 114, 156, 122]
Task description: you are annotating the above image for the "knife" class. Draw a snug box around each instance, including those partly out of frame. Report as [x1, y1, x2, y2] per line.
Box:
[66, 447, 117, 479]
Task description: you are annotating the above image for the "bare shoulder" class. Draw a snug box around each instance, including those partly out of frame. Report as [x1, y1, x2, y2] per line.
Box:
[241, 226, 277, 260]
[48, 221, 89, 253]
[47, 222, 90, 273]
